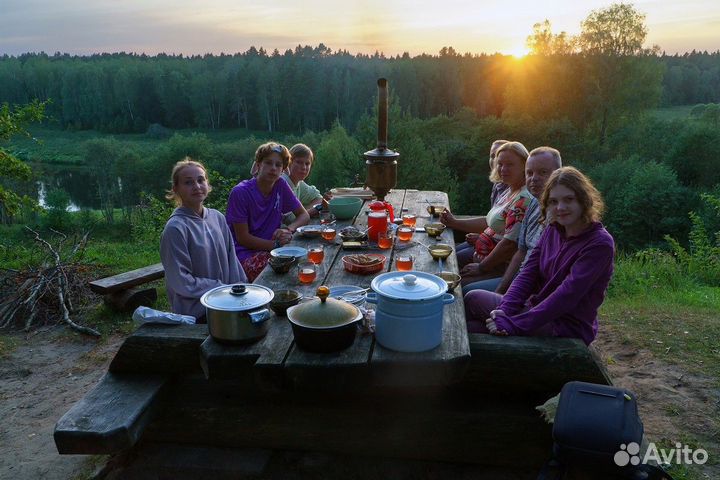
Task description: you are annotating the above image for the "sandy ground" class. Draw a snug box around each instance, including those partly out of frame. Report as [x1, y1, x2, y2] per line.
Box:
[0, 324, 718, 480]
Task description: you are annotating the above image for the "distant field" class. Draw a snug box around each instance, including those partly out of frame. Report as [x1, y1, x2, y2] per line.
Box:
[8, 126, 271, 165]
[650, 105, 696, 121]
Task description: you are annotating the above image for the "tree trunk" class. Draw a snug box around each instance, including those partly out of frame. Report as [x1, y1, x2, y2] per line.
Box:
[599, 107, 608, 146]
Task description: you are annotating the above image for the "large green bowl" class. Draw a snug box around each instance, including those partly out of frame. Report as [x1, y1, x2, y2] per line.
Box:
[328, 197, 363, 220]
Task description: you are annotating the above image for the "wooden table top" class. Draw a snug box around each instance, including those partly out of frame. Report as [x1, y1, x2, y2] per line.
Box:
[199, 189, 470, 388]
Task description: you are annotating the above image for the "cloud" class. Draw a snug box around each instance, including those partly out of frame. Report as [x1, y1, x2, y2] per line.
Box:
[1, 0, 718, 56]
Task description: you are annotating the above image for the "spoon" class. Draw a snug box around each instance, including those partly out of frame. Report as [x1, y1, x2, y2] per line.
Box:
[333, 287, 371, 302]
[416, 242, 432, 252]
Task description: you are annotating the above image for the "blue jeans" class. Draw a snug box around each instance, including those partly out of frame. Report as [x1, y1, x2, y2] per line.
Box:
[462, 276, 502, 296]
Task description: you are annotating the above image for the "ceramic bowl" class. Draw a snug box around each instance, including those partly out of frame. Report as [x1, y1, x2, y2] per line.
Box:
[329, 197, 363, 220]
[425, 223, 447, 238]
[342, 253, 386, 275]
[428, 243, 453, 261]
[269, 289, 303, 316]
[435, 271, 461, 292]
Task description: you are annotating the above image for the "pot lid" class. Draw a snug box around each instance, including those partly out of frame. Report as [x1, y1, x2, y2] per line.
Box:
[371, 272, 447, 301]
[201, 284, 274, 311]
[288, 286, 362, 329]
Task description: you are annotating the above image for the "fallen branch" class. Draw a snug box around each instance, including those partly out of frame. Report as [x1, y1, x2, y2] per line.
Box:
[0, 228, 100, 337]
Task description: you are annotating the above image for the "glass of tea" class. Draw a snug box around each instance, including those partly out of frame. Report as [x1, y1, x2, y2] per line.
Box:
[396, 254, 414, 271]
[402, 213, 417, 227]
[397, 226, 413, 242]
[297, 261, 318, 284]
[377, 231, 394, 250]
[308, 244, 324, 264]
[321, 226, 336, 242]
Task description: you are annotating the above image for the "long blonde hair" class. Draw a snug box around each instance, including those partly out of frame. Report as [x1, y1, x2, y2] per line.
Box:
[165, 157, 211, 206]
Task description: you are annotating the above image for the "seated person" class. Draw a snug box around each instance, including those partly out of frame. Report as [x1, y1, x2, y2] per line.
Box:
[489, 139, 510, 206]
[282, 143, 328, 222]
[464, 167, 615, 346]
[160, 158, 248, 323]
[226, 143, 310, 282]
[462, 147, 562, 295]
[441, 141, 532, 285]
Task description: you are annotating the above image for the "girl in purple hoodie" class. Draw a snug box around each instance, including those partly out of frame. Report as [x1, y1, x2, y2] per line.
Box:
[160, 158, 247, 322]
[464, 167, 614, 345]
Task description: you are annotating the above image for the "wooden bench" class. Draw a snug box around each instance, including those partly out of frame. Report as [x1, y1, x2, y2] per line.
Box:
[54, 372, 168, 454]
[55, 324, 611, 466]
[89, 263, 164, 312]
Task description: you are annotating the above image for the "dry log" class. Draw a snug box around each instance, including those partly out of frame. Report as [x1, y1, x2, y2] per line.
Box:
[0, 227, 101, 336]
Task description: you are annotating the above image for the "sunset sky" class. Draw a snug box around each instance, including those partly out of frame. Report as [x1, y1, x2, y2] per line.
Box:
[2, 0, 719, 57]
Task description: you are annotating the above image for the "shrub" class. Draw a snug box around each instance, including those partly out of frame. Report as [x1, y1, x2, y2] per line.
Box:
[590, 155, 691, 251]
[664, 193, 720, 285]
[43, 187, 72, 229]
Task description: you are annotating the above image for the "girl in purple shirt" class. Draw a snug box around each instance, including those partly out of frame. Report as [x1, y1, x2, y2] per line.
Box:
[226, 143, 310, 281]
[464, 167, 614, 345]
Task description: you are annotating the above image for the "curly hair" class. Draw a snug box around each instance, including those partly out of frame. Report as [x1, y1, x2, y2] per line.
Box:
[539, 166, 605, 225]
[165, 157, 211, 206]
[255, 142, 291, 168]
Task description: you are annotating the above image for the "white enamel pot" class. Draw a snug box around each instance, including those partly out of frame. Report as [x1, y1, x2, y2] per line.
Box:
[366, 271, 454, 352]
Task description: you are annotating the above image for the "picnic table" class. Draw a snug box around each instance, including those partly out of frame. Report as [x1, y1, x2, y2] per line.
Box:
[54, 189, 611, 470]
[199, 188, 470, 388]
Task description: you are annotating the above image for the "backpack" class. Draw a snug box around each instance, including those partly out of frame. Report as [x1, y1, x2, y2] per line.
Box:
[537, 381, 675, 480]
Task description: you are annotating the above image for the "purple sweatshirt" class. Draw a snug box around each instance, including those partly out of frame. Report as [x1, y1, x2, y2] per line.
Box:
[494, 222, 614, 345]
[226, 177, 301, 262]
[160, 207, 247, 319]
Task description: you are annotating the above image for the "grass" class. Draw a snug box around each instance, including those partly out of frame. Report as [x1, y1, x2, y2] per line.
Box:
[653, 436, 717, 480]
[0, 335, 18, 358]
[603, 255, 720, 379]
[8, 125, 270, 165]
[601, 255, 720, 480]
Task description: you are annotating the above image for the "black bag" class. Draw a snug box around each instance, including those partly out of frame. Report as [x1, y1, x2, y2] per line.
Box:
[537, 381, 675, 480]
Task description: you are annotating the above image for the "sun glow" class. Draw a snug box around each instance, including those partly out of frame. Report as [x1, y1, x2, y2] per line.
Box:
[509, 46, 531, 59]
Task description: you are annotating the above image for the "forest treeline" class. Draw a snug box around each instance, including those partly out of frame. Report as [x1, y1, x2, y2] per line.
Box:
[0, 48, 719, 135]
[2, 3, 720, 258]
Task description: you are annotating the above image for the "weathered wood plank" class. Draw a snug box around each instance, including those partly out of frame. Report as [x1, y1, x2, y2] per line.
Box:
[103, 286, 158, 312]
[143, 377, 552, 467]
[457, 333, 612, 394]
[109, 324, 208, 375]
[54, 372, 167, 454]
[89, 263, 164, 294]
[370, 191, 471, 386]
[199, 313, 295, 382]
[279, 196, 379, 387]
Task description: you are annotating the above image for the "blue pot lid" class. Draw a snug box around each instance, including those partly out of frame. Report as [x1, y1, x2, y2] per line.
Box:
[201, 284, 274, 311]
[371, 271, 447, 301]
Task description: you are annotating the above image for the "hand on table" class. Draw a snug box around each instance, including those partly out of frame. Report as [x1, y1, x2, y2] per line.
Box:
[272, 228, 293, 245]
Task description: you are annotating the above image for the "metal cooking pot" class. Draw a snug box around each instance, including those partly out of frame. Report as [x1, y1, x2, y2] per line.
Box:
[286, 286, 363, 353]
[200, 284, 274, 344]
[366, 272, 454, 352]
